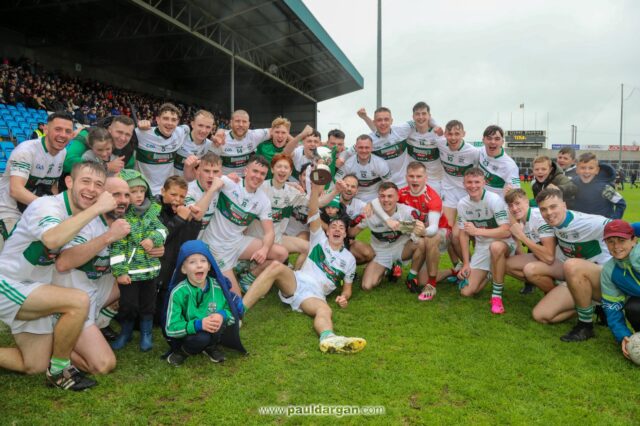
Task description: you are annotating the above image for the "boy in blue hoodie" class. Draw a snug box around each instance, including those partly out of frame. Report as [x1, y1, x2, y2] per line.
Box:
[600, 220, 640, 361]
[164, 240, 245, 366]
[569, 152, 626, 218]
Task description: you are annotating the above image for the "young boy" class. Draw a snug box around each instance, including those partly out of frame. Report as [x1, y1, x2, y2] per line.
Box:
[110, 170, 168, 351]
[600, 220, 640, 361]
[530, 155, 577, 201]
[81, 128, 119, 174]
[556, 147, 577, 178]
[569, 152, 626, 219]
[165, 240, 245, 366]
[184, 153, 223, 237]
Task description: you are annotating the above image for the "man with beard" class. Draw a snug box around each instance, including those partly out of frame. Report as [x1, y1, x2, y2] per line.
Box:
[0, 162, 117, 390]
[53, 174, 131, 374]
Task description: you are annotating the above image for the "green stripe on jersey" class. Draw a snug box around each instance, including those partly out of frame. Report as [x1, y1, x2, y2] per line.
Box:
[479, 163, 506, 188]
[373, 140, 407, 161]
[407, 144, 440, 162]
[371, 230, 403, 243]
[557, 238, 602, 260]
[216, 191, 259, 227]
[308, 244, 345, 287]
[23, 241, 57, 266]
[441, 160, 473, 177]
[0, 280, 26, 305]
[136, 147, 175, 164]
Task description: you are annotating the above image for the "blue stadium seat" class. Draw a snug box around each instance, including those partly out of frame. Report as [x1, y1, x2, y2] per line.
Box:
[0, 160, 6, 174]
[15, 133, 27, 143]
[16, 103, 25, 109]
[1, 141, 15, 155]
[6, 105, 16, 111]
[0, 127, 9, 138]
[0, 104, 6, 109]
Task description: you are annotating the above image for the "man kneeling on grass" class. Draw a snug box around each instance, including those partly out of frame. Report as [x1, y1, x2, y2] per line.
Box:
[164, 240, 245, 366]
[242, 180, 366, 354]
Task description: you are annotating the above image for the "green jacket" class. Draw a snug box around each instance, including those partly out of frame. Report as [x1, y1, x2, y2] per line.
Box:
[110, 170, 167, 281]
[165, 276, 233, 338]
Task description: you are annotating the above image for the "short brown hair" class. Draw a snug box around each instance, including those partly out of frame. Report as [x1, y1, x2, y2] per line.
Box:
[158, 103, 181, 117]
[505, 188, 528, 205]
[533, 156, 552, 166]
[464, 167, 485, 179]
[558, 147, 576, 159]
[578, 152, 598, 164]
[445, 120, 464, 132]
[374, 106, 391, 115]
[406, 161, 426, 172]
[111, 115, 134, 127]
[70, 161, 107, 179]
[192, 109, 214, 121]
[199, 152, 221, 166]
[535, 187, 564, 205]
[378, 181, 398, 193]
[163, 175, 188, 191]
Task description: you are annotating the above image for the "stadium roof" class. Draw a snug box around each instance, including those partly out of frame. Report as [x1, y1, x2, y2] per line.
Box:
[1, 0, 364, 103]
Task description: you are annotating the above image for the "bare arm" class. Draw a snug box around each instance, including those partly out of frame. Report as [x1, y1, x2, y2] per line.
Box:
[357, 108, 376, 132]
[283, 125, 313, 156]
[9, 176, 38, 206]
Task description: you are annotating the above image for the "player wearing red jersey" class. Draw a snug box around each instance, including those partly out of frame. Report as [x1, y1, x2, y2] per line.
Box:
[371, 161, 450, 300]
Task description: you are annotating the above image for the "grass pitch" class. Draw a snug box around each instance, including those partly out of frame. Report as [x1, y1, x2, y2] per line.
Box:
[1, 183, 639, 425]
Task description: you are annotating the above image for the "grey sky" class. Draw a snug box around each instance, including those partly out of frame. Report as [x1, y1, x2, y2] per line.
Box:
[304, 0, 640, 148]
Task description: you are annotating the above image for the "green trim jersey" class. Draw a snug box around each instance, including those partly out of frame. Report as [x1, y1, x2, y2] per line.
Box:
[135, 125, 189, 195]
[0, 138, 65, 221]
[456, 189, 511, 245]
[369, 123, 412, 187]
[406, 124, 445, 184]
[438, 141, 480, 191]
[523, 207, 555, 244]
[53, 214, 111, 293]
[209, 129, 270, 176]
[343, 197, 366, 220]
[185, 180, 218, 232]
[478, 148, 521, 194]
[551, 210, 611, 264]
[299, 227, 356, 295]
[335, 155, 390, 202]
[248, 180, 307, 241]
[358, 203, 416, 252]
[201, 176, 272, 246]
[0, 192, 73, 283]
[173, 133, 212, 176]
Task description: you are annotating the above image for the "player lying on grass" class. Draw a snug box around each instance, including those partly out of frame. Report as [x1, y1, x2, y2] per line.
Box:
[241, 179, 366, 354]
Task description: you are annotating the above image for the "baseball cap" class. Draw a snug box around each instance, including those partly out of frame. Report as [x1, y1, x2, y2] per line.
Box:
[603, 219, 634, 240]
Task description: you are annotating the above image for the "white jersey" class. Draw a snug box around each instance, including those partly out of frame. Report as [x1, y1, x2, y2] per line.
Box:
[0, 138, 65, 221]
[248, 180, 307, 241]
[209, 129, 270, 176]
[523, 207, 555, 244]
[369, 123, 412, 187]
[135, 125, 189, 195]
[185, 180, 218, 231]
[335, 155, 390, 202]
[456, 189, 511, 246]
[0, 192, 73, 283]
[285, 202, 310, 236]
[342, 197, 366, 220]
[438, 141, 480, 191]
[298, 227, 356, 295]
[173, 133, 212, 176]
[53, 214, 111, 292]
[358, 203, 416, 252]
[201, 176, 271, 246]
[550, 210, 611, 264]
[478, 148, 520, 194]
[406, 124, 445, 184]
[291, 146, 314, 181]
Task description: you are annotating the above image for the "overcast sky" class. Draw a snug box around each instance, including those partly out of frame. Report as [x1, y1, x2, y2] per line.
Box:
[304, 0, 640, 148]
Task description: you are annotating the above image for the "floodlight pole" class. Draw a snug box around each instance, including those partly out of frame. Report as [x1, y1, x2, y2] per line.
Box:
[618, 83, 624, 170]
[230, 52, 235, 114]
[376, 0, 382, 108]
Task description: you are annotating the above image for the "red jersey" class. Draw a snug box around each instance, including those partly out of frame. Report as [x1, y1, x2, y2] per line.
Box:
[398, 185, 450, 229]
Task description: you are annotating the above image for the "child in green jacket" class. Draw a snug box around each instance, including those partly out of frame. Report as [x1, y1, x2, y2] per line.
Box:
[110, 169, 167, 352]
[165, 240, 245, 366]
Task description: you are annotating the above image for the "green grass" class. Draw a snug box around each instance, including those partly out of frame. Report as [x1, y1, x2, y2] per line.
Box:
[2, 183, 640, 425]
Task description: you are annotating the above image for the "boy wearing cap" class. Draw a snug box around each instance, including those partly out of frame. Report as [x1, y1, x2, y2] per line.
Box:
[600, 219, 640, 360]
[109, 170, 168, 351]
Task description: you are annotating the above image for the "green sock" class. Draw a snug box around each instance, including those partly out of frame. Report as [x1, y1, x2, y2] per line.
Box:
[49, 357, 71, 375]
[319, 330, 335, 341]
[576, 305, 594, 323]
[407, 270, 417, 281]
[239, 272, 257, 289]
[491, 282, 504, 299]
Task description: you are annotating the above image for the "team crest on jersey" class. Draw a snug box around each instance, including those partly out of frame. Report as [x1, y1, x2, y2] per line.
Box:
[36, 163, 44, 170]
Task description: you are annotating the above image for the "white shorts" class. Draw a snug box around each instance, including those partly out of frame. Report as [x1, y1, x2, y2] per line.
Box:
[372, 241, 407, 270]
[209, 235, 255, 272]
[470, 240, 517, 272]
[279, 271, 326, 312]
[85, 275, 115, 329]
[0, 278, 54, 334]
[442, 186, 468, 209]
